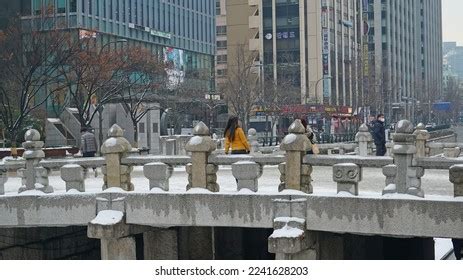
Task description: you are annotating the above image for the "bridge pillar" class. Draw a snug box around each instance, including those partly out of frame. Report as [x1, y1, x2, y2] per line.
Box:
[101, 124, 133, 191]
[413, 123, 430, 158]
[280, 120, 312, 193]
[144, 229, 178, 260]
[185, 122, 218, 192]
[355, 124, 373, 156]
[269, 198, 316, 260]
[18, 129, 53, 194]
[383, 120, 424, 197]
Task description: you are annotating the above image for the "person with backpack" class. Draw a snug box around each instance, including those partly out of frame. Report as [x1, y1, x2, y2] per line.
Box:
[224, 116, 250, 155]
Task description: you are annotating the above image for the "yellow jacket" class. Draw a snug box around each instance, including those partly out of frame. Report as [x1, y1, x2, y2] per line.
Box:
[225, 127, 251, 154]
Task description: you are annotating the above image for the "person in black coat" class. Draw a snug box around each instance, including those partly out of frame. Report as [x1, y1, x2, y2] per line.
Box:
[371, 114, 386, 156]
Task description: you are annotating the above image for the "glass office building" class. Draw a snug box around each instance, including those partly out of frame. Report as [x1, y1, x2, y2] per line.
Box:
[20, 0, 216, 90]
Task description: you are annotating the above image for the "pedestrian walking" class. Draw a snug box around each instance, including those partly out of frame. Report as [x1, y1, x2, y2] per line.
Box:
[453, 239, 462, 260]
[80, 127, 98, 177]
[224, 116, 250, 155]
[371, 114, 387, 156]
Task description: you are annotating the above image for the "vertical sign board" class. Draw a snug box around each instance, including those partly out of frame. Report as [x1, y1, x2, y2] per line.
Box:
[322, 7, 330, 99]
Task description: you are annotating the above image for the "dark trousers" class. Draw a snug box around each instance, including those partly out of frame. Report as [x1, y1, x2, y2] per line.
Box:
[376, 144, 387, 156]
[231, 150, 249, 155]
[83, 151, 96, 157]
[453, 239, 462, 260]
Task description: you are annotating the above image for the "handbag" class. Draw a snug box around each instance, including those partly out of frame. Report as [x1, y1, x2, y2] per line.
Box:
[311, 143, 320, 155]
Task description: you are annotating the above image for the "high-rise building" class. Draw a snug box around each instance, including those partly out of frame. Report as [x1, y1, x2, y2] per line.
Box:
[20, 0, 216, 91]
[364, 0, 443, 122]
[443, 42, 463, 80]
[224, 0, 363, 109]
[215, 0, 228, 86]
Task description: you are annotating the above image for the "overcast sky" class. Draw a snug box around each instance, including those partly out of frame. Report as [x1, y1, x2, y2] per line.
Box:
[443, 0, 463, 45]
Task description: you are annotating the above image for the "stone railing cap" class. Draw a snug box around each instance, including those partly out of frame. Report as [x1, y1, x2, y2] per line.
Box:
[358, 124, 369, 133]
[193, 122, 210, 136]
[108, 124, 124, 138]
[288, 119, 306, 134]
[396, 120, 414, 134]
[24, 129, 41, 141]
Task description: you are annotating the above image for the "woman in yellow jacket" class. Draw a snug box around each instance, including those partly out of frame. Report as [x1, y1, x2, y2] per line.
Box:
[224, 116, 250, 154]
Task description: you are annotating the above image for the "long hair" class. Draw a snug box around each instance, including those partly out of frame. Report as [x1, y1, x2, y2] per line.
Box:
[224, 116, 239, 141]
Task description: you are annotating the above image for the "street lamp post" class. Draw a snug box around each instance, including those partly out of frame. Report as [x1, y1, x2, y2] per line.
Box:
[314, 76, 332, 105]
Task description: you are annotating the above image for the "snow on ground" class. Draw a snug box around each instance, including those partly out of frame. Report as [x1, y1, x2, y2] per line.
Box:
[434, 238, 455, 260]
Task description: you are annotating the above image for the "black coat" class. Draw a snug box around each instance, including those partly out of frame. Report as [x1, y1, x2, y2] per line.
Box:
[371, 120, 386, 145]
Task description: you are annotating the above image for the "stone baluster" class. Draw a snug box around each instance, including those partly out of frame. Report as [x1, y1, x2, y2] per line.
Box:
[279, 120, 312, 193]
[61, 164, 85, 192]
[449, 165, 463, 197]
[0, 169, 6, 195]
[443, 143, 461, 158]
[232, 161, 263, 192]
[333, 163, 362, 195]
[18, 129, 53, 193]
[143, 162, 173, 191]
[185, 122, 218, 192]
[382, 120, 424, 197]
[268, 198, 316, 260]
[248, 128, 260, 154]
[165, 139, 176, 156]
[101, 124, 133, 191]
[355, 124, 373, 156]
[413, 123, 430, 158]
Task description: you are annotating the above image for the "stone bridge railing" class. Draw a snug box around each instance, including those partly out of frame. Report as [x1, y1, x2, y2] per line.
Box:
[0, 120, 463, 260]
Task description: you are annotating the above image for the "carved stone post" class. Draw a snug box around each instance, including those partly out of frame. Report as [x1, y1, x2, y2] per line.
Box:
[413, 123, 430, 158]
[333, 163, 362, 195]
[355, 124, 373, 156]
[443, 143, 461, 158]
[18, 129, 53, 193]
[101, 125, 133, 191]
[185, 122, 218, 192]
[144, 162, 173, 191]
[248, 128, 260, 154]
[61, 164, 85, 192]
[449, 165, 463, 197]
[232, 161, 263, 192]
[382, 120, 424, 197]
[279, 120, 312, 193]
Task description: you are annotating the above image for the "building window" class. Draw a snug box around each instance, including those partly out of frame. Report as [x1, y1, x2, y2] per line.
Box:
[70, 0, 77, 12]
[217, 40, 227, 49]
[217, 69, 227, 77]
[139, 123, 145, 134]
[216, 26, 227, 36]
[217, 55, 227, 64]
[152, 123, 158, 133]
[216, 0, 221, 15]
[57, 0, 66, 13]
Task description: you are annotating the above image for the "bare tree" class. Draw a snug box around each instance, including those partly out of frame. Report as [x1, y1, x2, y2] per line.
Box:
[0, 16, 72, 153]
[117, 47, 167, 146]
[221, 44, 261, 130]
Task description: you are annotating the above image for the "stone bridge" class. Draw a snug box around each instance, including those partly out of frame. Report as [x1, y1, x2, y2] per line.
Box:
[0, 120, 462, 260]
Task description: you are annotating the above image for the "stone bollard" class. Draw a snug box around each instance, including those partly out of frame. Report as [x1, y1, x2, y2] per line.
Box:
[101, 124, 133, 191]
[449, 165, 463, 197]
[61, 164, 85, 192]
[279, 120, 312, 193]
[333, 163, 362, 195]
[185, 122, 218, 192]
[248, 128, 260, 154]
[355, 124, 373, 156]
[143, 162, 173, 191]
[231, 161, 263, 192]
[18, 129, 53, 193]
[413, 123, 430, 158]
[382, 120, 424, 197]
[165, 139, 176, 156]
[443, 143, 461, 158]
